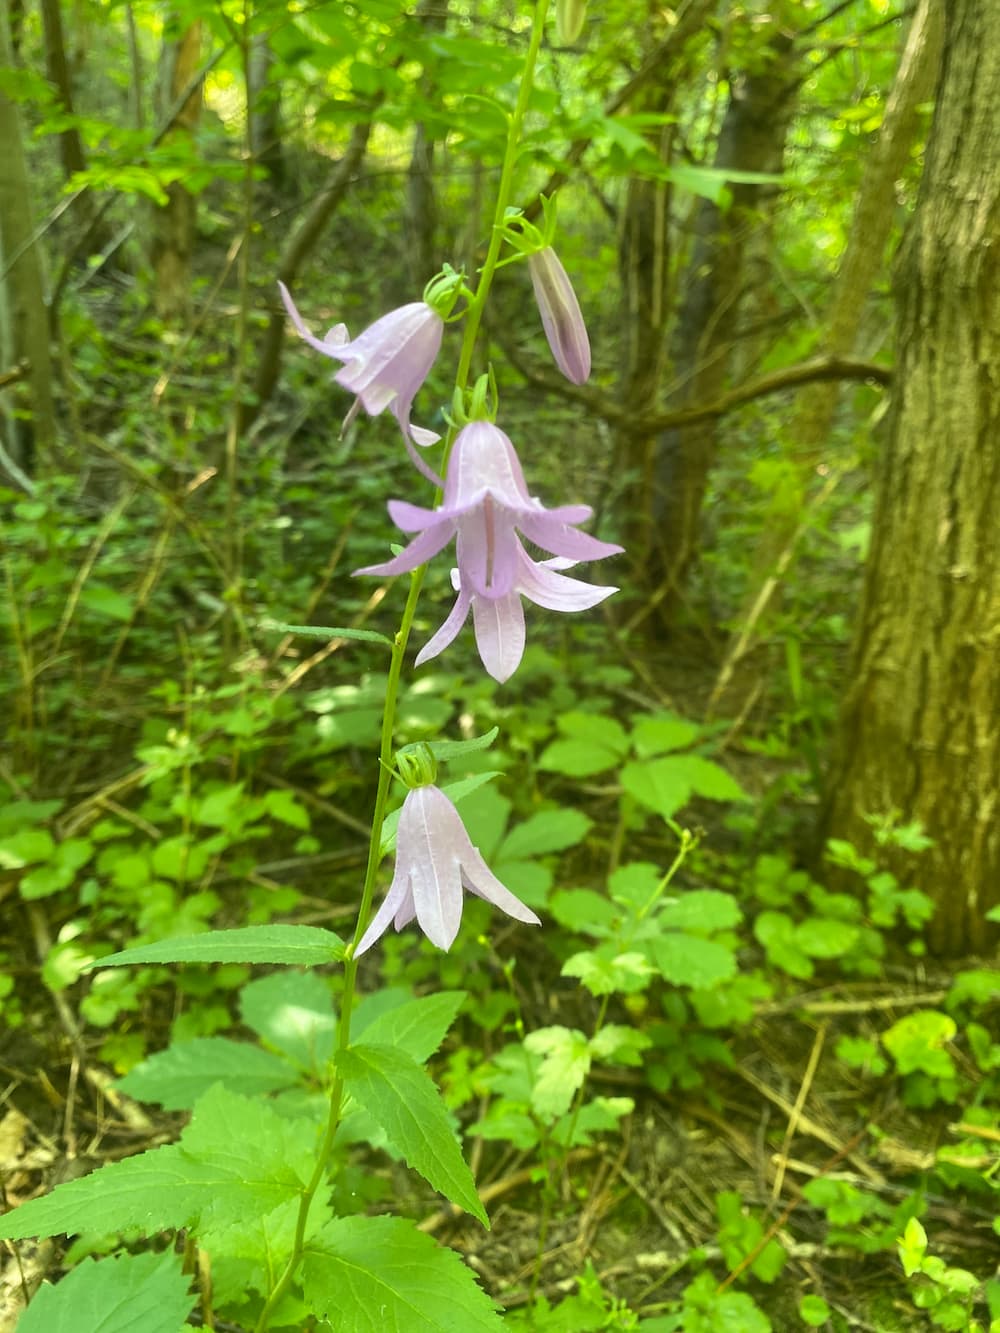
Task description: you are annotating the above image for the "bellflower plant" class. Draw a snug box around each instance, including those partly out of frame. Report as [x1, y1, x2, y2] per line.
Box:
[0, 3, 628, 1328]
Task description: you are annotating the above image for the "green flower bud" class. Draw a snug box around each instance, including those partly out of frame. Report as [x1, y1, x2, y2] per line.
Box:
[556, 0, 587, 44]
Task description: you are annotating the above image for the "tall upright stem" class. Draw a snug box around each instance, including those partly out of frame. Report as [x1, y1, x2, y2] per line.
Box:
[253, 4, 550, 1327]
[455, 0, 550, 396]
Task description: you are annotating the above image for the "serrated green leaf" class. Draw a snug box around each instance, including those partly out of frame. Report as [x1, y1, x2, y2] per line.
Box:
[588, 1024, 652, 1066]
[302, 1215, 503, 1331]
[0, 1144, 203, 1239]
[608, 861, 661, 909]
[20, 864, 70, 899]
[557, 712, 629, 750]
[523, 1026, 591, 1120]
[552, 1095, 635, 1147]
[669, 755, 748, 803]
[650, 934, 737, 989]
[620, 759, 692, 820]
[452, 783, 511, 860]
[657, 889, 742, 933]
[419, 727, 500, 762]
[537, 737, 621, 778]
[561, 949, 654, 996]
[80, 583, 133, 622]
[263, 789, 311, 830]
[754, 911, 814, 980]
[622, 755, 746, 821]
[0, 799, 62, 835]
[549, 888, 619, 937]
[92, 924, 344, 968]
[201, 1193, 331, 1289]
[150, 835, 212, 882]
[16, 1251, 195, 1333]
[116, 1037, 299, 1110]
[794, 917, 859, 958]
[336, 1044, 487, 1226]
[0, 1086, 314, 1241]
[469, 1106, 540, 1150]
[490, 857, 551, 908]
[0, 828, 54, 869]
[630, 714, 701, 757]
[239, 970, 337, 1072]
[882, 1011, 957, 1077]
[799, 1294, 832, 1327]
[353, 991, 465, 1065]
[498, 808, 592, 861]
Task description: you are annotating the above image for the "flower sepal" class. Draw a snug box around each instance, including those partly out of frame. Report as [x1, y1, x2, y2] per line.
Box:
[395, 742, 438, 789]
[422, 265, 467, 320]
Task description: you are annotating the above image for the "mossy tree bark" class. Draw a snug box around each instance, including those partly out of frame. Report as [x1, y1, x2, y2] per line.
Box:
[646, 27, 797, 612]
[713, 0, 943, 701]
[821, 0, 1000, 955]
[0, 3, 57, 470]
[150, 17, 203, 324]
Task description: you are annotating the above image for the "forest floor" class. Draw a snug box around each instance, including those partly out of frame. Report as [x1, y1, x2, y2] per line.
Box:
[1, 631, 995, 1332]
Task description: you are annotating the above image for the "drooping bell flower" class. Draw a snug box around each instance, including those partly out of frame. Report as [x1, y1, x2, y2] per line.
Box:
[355, 783, 540, 954]
[527, 247, 591, 385]
[419, 551, 617, 683]
[278, 281, 443, 446]
[354, 419, 621, 676]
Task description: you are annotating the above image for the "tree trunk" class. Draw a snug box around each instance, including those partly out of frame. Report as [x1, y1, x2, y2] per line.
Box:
[245, 117, 374, 429]
[820, 0, 1000, 956]
[39, 0, 87, 181]
[150, 18, 203, 324]
[610, 1, 719, 595]
[613, 90, 673, 579]
[405, 0, 449, 288]
[248, 32, 285, 188]
[0, 4, 57, 470]
[39, 0, 117, 258]
[712, 0, 944, 704]
[645, 29, 797, 612]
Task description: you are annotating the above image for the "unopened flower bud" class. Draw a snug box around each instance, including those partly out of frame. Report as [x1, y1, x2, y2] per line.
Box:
[556, 0, 587, 44]
[527, 247, 591, 385]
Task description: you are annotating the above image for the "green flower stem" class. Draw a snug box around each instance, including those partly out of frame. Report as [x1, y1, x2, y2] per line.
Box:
[454, 0, 550, 399]
[636, 827, 697, 923]
[556, 831, 697, 1212]
[253, 5, 550, 1327]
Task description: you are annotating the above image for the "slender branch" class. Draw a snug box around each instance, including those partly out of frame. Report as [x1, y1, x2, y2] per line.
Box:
[0, 361, 29, 391]
[1, 44, 232, 287]
[245, 117, 375, 426]
[506, 349, 891, 428]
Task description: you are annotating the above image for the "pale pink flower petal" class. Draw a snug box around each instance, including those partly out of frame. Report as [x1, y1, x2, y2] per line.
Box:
[414, 586, 472, 667]
[279, 282, 443, 447]
[355, 785, 540, 955]
[471, 591, 526, 683]
[356, 420, 623, 680]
